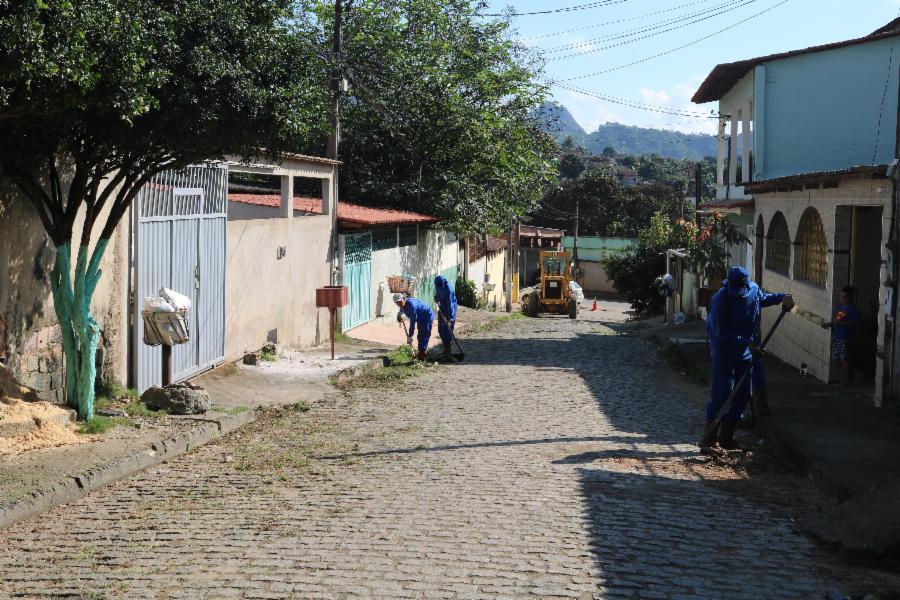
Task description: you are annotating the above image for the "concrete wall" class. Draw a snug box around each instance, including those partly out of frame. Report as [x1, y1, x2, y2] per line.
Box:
[581, 261, 617, 294]
[0, 181, 129, 401]
[756, 37, 899, 180]
[755, 178, 892, 401]
[362, 226, 458, 322]
[561, 236, 636, 262]
[225, 209, 332, 359]
[483, 249, 507, 309]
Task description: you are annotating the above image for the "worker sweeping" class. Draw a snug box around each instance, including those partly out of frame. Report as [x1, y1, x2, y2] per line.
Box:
[433, 275, 458, 357]
[394, 293, 434, 361]
[701, 266, 794, 450]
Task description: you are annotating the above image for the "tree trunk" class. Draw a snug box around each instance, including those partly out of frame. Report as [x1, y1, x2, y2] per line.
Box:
[49, 241, 107, 420]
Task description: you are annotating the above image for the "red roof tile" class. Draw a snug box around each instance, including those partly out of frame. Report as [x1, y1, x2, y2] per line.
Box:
[227, 193, 439, 227]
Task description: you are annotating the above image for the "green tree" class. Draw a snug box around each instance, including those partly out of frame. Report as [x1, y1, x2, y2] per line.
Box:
[559, 154, 585, 180]
[0, 0, 326, 419]
[327, 0, 556, 231]
[602, 146, 618, 158]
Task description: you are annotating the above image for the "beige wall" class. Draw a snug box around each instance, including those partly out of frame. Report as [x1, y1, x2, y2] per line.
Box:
[755, 178, 892, 400]
[483, 249, 507, 308]
[0, 180, 129, 400]
[225, 211, 332, 360]
[581, 261, 618, 294]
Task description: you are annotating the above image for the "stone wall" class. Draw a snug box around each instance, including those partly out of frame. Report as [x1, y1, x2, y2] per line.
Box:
[0, 181, 130, 401]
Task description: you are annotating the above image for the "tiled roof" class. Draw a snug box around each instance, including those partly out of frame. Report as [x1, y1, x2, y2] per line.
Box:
[693, 19, 900, 103]
[227, 193, 439, 227]
[486, 236, 506, 253]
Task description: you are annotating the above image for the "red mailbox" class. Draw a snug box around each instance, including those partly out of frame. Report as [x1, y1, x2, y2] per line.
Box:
[315, 285, 349, 308]
[316, 286, 349, 359]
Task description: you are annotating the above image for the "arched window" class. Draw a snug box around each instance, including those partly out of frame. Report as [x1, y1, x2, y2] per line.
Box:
[766, 212, 791, 275]
[754, 214, 764, 284]
[794, 207, 827, 287]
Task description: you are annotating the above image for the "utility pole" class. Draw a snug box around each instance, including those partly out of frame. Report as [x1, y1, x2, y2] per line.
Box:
[573, 197, 579, 267]
[695, 162, 703, 229]
[328, 0, 347, 286]
[505, 216, 513, 312]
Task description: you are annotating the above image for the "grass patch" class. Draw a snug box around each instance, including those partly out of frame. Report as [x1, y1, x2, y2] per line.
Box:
[654, 337, 712, 386]
[94, 381, 140, 413]
[333, 331, 352, 344]
[124, 401, 168, 417]
[77, 416, 135, 434]
[210, 405, 249, 415]
[260, 349, 278, 362]
[290, 401, 312, 413]
[337, 345, 430, 390]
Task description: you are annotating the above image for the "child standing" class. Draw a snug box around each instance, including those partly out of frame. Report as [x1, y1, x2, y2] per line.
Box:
[825, 286, 859, 385]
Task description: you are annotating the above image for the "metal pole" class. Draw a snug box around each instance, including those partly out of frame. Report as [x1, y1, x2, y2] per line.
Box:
[161, 345, 172, 387]
[330, 308, 336, 360]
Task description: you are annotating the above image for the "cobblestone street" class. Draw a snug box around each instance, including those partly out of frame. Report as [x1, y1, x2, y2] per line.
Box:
[0, 315, 883, 599]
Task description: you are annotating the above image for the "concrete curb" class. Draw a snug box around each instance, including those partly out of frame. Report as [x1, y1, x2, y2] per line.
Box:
[331, 356, 387, 387]
[0, 409, 255, 530]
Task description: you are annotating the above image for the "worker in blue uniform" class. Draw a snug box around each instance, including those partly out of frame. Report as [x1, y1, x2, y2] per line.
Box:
[433, 275, 458, 356]
[394, 293, 434, 361]
[702, 266, 793, 449]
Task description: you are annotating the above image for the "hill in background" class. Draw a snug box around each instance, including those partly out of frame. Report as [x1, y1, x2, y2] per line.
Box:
[534, 101, 717, 161]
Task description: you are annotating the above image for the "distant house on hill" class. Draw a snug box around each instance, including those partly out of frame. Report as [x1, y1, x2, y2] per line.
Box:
[617, 169, 638, 187]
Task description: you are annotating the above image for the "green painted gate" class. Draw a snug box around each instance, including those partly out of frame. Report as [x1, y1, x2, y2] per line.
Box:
[342, 232, 372, 332]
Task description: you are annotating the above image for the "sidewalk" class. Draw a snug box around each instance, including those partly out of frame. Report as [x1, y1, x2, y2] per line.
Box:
[0, 340, 391, 530]
[635, 318, 900, 556]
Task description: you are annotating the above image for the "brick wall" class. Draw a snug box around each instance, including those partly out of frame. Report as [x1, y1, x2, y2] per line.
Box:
[755, 178, 892, 399]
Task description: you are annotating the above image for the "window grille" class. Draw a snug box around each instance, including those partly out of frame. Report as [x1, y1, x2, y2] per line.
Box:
[765, 212, 791, 275]
[372, 228, 397, 251]
[344, 233, 372, 265]
[794, 207, 827, 288]
[398, 226, 418, 248]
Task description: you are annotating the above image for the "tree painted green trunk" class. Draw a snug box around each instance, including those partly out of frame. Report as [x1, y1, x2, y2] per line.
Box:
[49, 240, 108, 420]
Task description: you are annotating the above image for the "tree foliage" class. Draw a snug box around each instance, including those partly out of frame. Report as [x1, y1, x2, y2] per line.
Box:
[322, 0, 556, 232]
[532, 169, 689, 237]
[0, 0, 326, 418]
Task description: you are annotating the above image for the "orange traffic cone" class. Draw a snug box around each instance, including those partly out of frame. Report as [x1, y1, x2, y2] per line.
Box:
[591, 299, 598, 312]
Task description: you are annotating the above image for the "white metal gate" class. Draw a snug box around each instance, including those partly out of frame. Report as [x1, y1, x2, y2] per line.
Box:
[135, 165, 227, 392]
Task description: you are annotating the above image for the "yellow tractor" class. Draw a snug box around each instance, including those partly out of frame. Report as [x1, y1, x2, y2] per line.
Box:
[520, 250, 581, 319]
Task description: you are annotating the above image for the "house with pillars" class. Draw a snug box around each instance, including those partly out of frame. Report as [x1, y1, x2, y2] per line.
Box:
[692, 19, 900, 404]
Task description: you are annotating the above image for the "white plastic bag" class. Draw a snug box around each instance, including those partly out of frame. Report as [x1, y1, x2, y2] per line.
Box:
[161, 288, 192, 312]
[143, 296, 174, 313]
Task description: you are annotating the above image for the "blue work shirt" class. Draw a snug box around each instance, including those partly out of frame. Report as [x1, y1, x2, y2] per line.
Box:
[707, 281, 784, 360]
[400, 297, 434, 337]
[433, 275, 457, 322]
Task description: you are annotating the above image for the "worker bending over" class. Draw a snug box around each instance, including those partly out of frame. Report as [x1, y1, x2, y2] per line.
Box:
[433, 275, 458, 356]
[702, 266, 793, 450]
[394, 293, 434, 361]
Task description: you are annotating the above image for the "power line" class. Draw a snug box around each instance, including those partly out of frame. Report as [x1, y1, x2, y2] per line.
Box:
[520, 0, 720, 40]
[543, 80, 715, 118]
[541, 0, 749, 53]
[560, 0, 790, 79]
[485, 0, 633, 18]
[546, 0, 759, 61]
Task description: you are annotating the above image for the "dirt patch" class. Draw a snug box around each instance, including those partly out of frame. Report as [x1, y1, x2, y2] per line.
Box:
[0, 401, 88, 455]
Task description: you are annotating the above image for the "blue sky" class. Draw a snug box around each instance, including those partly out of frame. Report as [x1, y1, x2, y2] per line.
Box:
[485, 0, 900, 134]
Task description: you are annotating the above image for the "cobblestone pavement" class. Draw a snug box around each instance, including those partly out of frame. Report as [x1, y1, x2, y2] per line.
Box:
[0, 315, 882, 599]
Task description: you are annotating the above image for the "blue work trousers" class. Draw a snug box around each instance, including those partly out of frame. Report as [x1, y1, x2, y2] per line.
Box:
[437, 314, 454, 347]
[414, 318, 433, 353]
[707, 354, 752, 423]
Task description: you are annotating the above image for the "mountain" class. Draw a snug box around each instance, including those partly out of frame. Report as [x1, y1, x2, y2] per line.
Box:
[586, 123, 717, 161]
[533, 101, 588, 148]
[534, 102, 718, 161]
